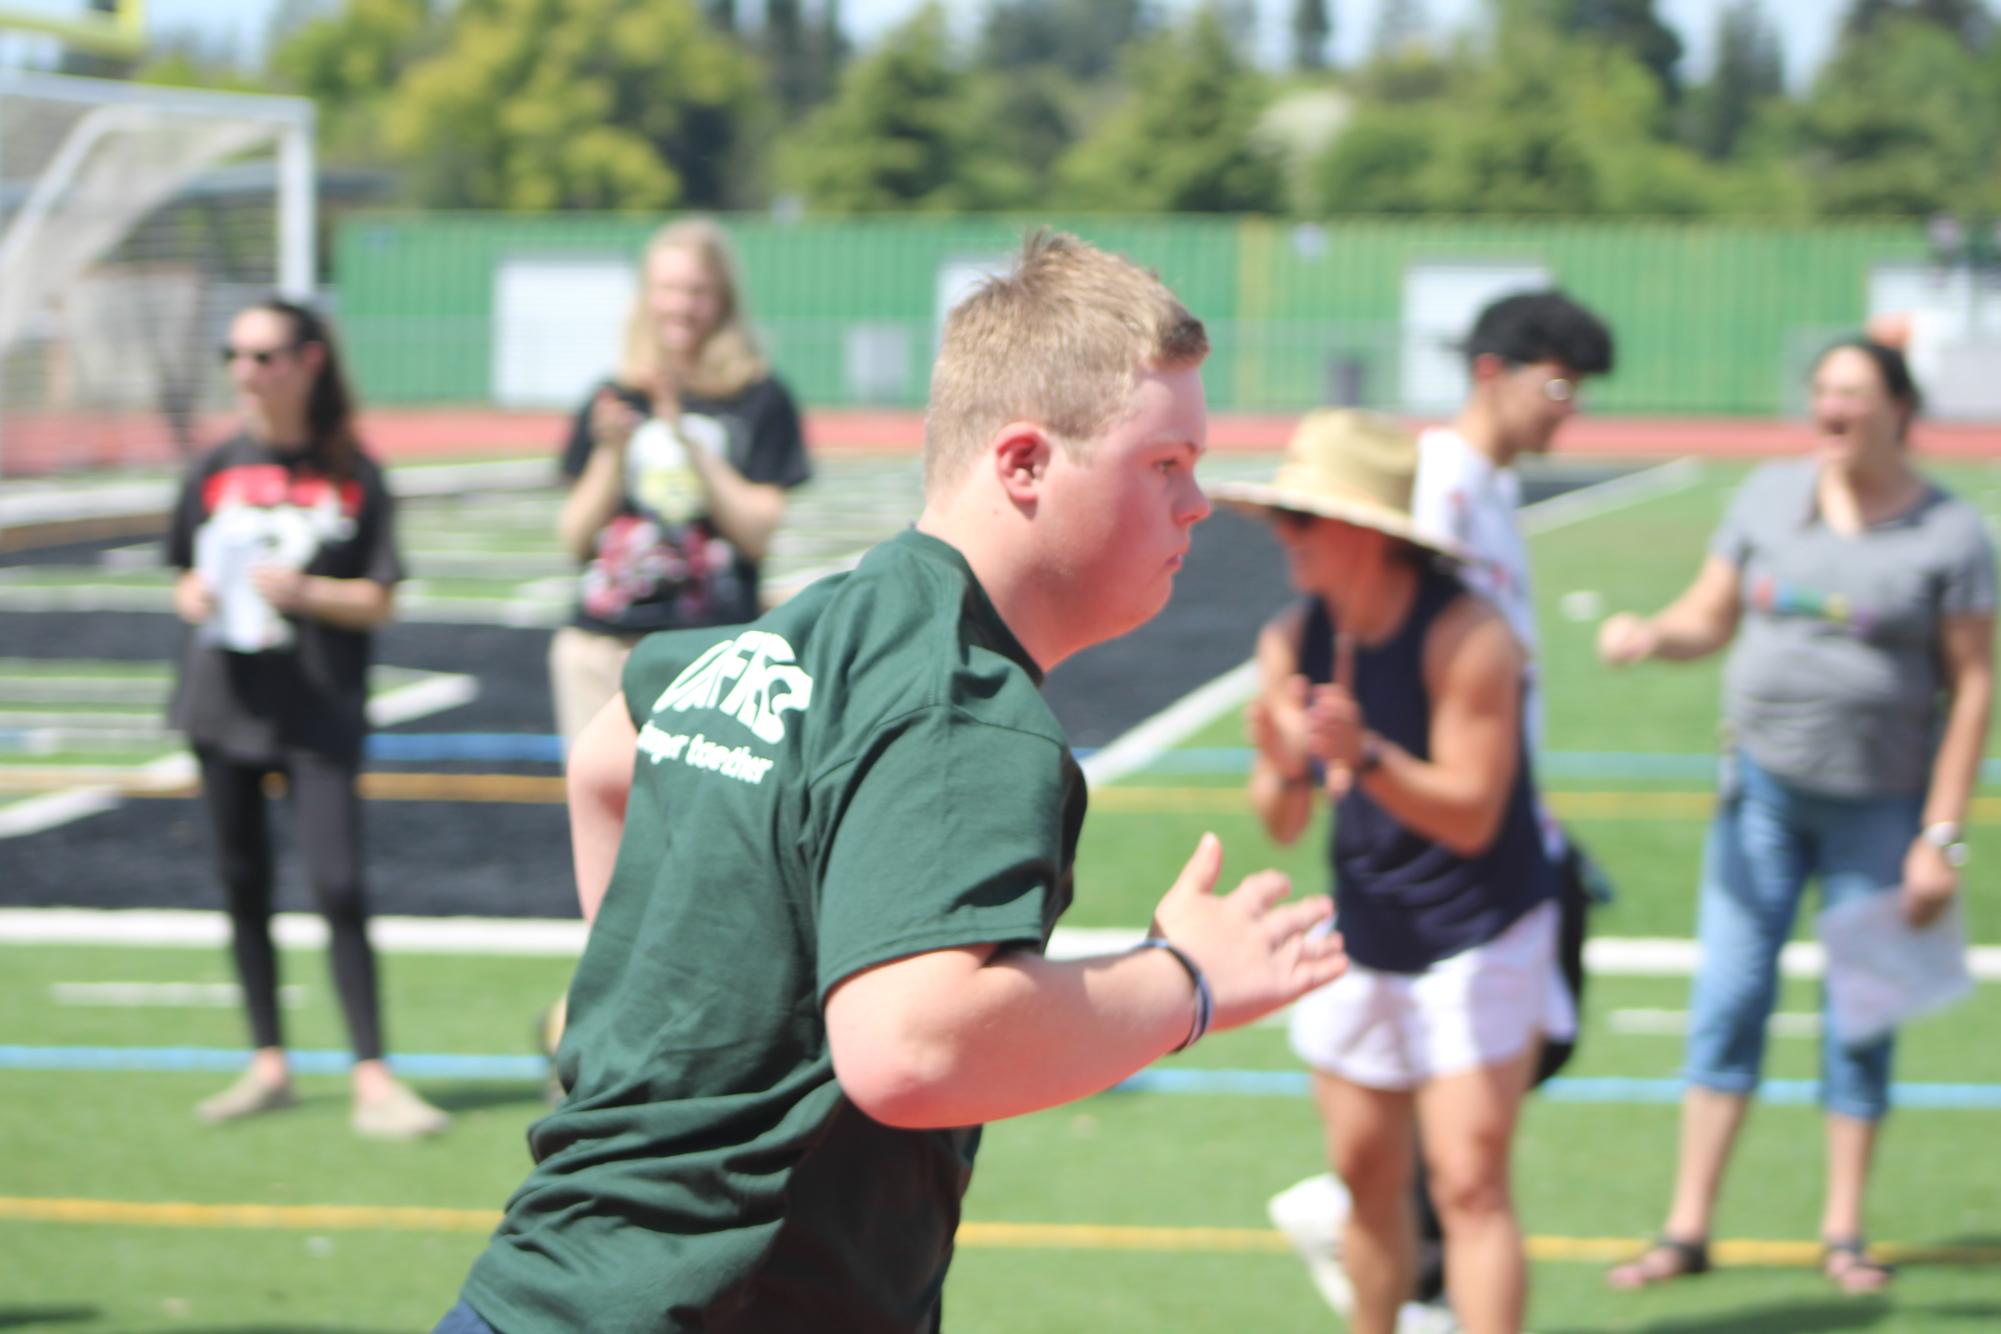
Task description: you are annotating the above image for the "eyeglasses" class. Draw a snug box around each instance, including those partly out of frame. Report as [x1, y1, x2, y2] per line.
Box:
[219, 344, 296, 367]
[1505, 362, 1580, 404]
[1271, 509, 1317, 531]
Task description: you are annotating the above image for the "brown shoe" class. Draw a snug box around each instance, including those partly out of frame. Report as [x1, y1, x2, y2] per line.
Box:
[196, 1070, 298, 1124]
[350, 1080, 450, 1140]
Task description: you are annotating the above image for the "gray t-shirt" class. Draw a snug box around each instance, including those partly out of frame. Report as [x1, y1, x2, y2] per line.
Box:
[1713, 459, 1996, 797]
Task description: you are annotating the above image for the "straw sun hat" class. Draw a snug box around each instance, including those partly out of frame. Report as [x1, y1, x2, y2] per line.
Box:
[1211, 408, 1463, 559]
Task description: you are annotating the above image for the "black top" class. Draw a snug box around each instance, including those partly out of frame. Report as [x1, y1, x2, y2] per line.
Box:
[165, 434, 403, 765]
[1302, 564, 1553, 973]
[560, 374, 812, 636]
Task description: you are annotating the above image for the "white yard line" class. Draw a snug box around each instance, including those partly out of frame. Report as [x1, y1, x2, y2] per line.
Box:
[1609, 1007, 1822, 1038]
[2, 909, 1997, 981]
[49, 981, 304, 1009]
[366, 672, 478, 728]
[1080, 661, 1258, 790]
[0, 785, 120, 837]
[1517, 457, 1704, 535]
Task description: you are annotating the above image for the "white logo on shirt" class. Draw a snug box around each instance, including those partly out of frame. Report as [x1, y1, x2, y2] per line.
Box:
[652, 630, 814, 744]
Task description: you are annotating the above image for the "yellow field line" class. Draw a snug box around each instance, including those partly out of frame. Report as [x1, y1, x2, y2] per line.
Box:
[960, 1221, 1289, 1253]
[0, 1196, 500, 1232]
[2, 1198, 1996, 1266]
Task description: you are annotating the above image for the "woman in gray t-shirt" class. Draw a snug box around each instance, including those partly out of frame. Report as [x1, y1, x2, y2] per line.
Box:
[1595, 338, 1995, 1296]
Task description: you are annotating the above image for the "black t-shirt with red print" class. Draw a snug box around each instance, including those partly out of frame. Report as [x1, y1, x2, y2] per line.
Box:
[166, 434, 404, 764]
[559, 375, 811, 637]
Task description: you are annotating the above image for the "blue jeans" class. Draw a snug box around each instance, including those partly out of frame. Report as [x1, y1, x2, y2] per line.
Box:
[1683, 750, 1921, 1121]
[433, 1299, 500, 1334]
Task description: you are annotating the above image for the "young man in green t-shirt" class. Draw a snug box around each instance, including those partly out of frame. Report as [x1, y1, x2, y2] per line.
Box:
[437, 231, 1348, 1334]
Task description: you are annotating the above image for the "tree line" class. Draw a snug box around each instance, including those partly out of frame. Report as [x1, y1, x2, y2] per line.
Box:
[133, 0, 2001, 225]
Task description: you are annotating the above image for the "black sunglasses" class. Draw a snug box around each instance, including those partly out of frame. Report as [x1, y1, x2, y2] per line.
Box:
[219, 343, 298, 367]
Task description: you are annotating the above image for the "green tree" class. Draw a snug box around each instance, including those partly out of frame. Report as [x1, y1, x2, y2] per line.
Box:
[777, 6, 1030, 212]
[382, 0, 763, 211]
[1504, 0, 1683, 105]
[1307, 102, 1450, 213]
[1291, 0, 1332, 71]
[816, 0, 851, 97]
[976, 0, 1152, 81]
[1844, 0, 1993, 47]
[269, 0, 438, 164]
[1052, 5, 1285, 213]
[1371, 0, 1430, 58]
[1566, 0, 1684, 102]
[1309, 23, 1728, 216]
[1797, 14, 1999, 216]
[1682, 0, 1784, 160]
[764, 0, 843, 113]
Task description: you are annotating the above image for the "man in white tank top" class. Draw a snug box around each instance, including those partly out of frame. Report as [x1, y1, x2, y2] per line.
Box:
[1270, 291, 1614, 1333]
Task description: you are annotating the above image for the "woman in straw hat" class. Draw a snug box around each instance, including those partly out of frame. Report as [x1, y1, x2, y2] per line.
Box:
[1215, 410, 1568, 1334]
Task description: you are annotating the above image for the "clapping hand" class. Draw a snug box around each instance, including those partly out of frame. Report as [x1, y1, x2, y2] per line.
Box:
[1306, 633, 1367, 797]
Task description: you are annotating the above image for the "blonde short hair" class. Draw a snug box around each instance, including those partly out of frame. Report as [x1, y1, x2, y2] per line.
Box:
[923, 230, 1208, 493]
[619, 217, 769, 399]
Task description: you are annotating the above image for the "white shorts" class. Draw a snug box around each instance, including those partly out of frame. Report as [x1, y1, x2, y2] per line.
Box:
[1289, 899, 1576, 1092]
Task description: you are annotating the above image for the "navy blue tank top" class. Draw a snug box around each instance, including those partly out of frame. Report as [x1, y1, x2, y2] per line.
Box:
[1301, 564, 1553, 973]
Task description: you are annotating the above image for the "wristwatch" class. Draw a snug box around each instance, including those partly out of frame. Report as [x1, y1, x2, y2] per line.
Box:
[1922, 821, 1970, 868]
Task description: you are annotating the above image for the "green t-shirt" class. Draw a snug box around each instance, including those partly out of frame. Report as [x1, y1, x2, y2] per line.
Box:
[463, 530, 1086, 1334]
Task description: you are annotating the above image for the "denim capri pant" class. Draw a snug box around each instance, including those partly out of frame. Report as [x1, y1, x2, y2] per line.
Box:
[1683, 748, 1923, 1121]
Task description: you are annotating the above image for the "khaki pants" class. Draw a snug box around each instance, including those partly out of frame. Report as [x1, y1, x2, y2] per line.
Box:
[548, 625, 643, 751]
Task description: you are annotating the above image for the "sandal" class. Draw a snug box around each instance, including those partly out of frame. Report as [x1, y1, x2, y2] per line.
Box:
[1823, 1238, 1895, 1295]
[1607, 1235, 1711, 1290]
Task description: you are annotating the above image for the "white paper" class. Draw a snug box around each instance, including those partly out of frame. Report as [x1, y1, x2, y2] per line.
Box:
[1817, 890, 1974, 1047]
[194, 511, 295, 653]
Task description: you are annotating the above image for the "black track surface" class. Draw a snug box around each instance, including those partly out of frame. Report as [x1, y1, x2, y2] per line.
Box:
[3, 466, 1622, 917]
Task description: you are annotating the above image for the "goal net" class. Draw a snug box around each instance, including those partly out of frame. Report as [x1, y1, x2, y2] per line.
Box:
[0, 71, 314, 483]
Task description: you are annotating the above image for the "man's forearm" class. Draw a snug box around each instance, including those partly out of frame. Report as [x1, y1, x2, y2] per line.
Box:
[827, 944, 1198, 1129]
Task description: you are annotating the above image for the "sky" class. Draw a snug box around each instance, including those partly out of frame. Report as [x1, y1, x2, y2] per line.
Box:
[34, 0, 2001, 90]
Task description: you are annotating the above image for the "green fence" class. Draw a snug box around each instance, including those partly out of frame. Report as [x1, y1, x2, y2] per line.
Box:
[333, 213, 1927, 417]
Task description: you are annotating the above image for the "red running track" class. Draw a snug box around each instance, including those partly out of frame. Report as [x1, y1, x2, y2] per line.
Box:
[7, 407, 2001, 472]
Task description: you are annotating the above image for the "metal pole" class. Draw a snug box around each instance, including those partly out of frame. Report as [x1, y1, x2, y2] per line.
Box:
[276, 113, 315, 300]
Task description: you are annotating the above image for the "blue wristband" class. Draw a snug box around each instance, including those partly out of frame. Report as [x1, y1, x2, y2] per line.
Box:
[1134, 937, 1214, 1053]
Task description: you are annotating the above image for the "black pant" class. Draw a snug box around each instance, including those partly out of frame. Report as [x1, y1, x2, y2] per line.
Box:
[196, 746, 383, 1062]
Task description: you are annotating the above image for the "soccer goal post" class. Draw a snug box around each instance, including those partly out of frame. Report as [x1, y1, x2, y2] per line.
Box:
[0, 71, 314, 485]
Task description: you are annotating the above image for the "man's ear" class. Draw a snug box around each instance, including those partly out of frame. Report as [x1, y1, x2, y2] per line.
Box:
[992, 423, 1053, 506]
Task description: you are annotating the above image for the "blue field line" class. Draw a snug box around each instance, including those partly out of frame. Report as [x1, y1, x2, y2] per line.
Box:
[7, 1046, 2001, 1108]
[366, 733, 564, 764]
[1112, 1069, 2001, 1109]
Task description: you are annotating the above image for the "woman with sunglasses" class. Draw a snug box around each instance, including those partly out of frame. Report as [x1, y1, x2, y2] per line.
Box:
[165, 297, 448, 1139]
